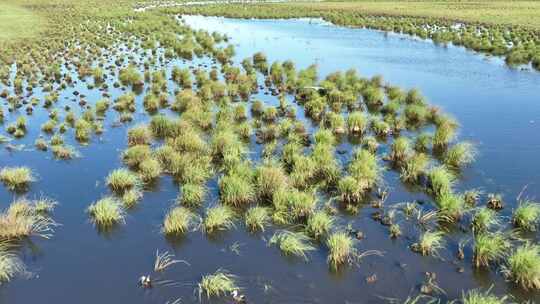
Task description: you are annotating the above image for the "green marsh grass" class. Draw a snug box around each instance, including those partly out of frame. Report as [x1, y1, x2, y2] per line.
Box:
[347, 111, 368, 134]
[472, 208, 500, 234]
[306, 211, 334, 239]
[338, 175, 364, 204]
[0, 198, 57, 240]
[444, 142, 477, 168]
[138, 158, 162, 181]
[162, 207, 197, 235]
[121, 188, 142, 209]
[512, 200, 540, 231]
[127, 124, 152, 146]
[435, 191, 465, 221]
[412, 231, 445, 256]
[51, 145, 78, 160]
[179, 183, 206, 207]
[348, 148, 382, 190]
[400, 153, 429, 183]
[390, 137, 411, 163]
[0, 167, 35, 192]
[219, 173, 255, 207]
[473, 232, 510, 268]
[122, 145, 152, 168]
[203, 205, 235, 234]
[269, 231, 315, 260]
[502, 243, 540, 290]
[106, 168, 140, 193]
[87, 197, 125, 227]
[244, 206, 270, 232]
[326, 231, 355, 270]
[198, 270, 238, 299]
[461, 288, 508, 304]
[427, 166, 455, 198]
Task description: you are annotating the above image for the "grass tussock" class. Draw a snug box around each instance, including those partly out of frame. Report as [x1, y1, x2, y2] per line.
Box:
[0, 241, 25, 284]
[87, 197, 125, 227]
[0, 167, 35, 192]
[269, 231, 315, 260]
[512, 200, 540, 231]
[306, 211, 334, 238]
[461, 288, 508, 304]
[326, 231, 355, 270]
[106, 168, 140, 193]
[244, 206, 270, 232]
[162, 207, 197, 235]
[204, 205, 235, 234]
[198, 270, 238, 299]
[0, 198, 57, 240]
[502, 243, 540, 290]
[412, 230, 445, 256]
[473, 232, 511, 268]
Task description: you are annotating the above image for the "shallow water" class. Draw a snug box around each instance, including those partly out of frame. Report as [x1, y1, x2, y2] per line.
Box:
[1, 14, 540, 304]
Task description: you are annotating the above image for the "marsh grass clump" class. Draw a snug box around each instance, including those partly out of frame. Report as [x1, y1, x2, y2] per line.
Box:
[87, 197, 125, 228]
[106, 168, 140, 193]
[138, 158, 162, 182]
[435, 191, 465, 221]
[244, 206, 270, 232]
[306, 211, 334, 238]
[198, 270, 238, 299]
[121, 188, 142, 209]
[400, 153, 429, 183]
[0, 198, 57, 240]
[122, 145, 152, 168]
[444, 142, 477, 168]
[0, 167, 35, 192]
[179, 183, 206, 207]
[433, 117, 458, 149]
[427, 166, 455, 198]
[512, 200, 540, 231]
[502, 243, 540, 290]
[204, 205, 235, 234]
[255, 164, 288, 202]
[411, 231, 445, 256]
[272, 188, 317, 224]
[269, 231, 315, 260]
[326, 231, 355, 270]
[337, 175, 365, 204]
[127, 124, 152, 146]
[51, 145, 78, 160]
[461, 288, 509, 304]
[162, 207, 197, 235]
[219, 170, 255, 207]
[348, 148, 382, 190]
[0, 241, 25, 283]
[473, 232, 511, 268]
[472, 208, 500, 233]
[347, 111, 368, 135]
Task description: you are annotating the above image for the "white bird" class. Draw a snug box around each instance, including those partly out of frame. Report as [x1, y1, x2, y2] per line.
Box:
[231, 290, 246, 302]
[139, 275, 152, 288]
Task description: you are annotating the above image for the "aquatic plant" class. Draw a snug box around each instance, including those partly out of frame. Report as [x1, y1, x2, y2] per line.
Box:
[411, 231, 445, 256]
[87, 197, 125, 227]
[198, 270, 238, 299]
[326, 231, 355, 270]
[106, 168, 140, 193]
[435, 191, 465, 221]
[272, 188, 317, 224]
[51, 145, 78, 160]
[179, 183, 206, 207]
[472, 208, 500, 233]
[390, 137, 411, 163]
[0, 167, 35, 191]
[203, 205, 235, 233]
[138, 158, 162, 181]
[219, 173, 255, 207]
[348, 148, 382, 190]
[473, 232, 511, 268]
[255, 163, 288, 202]
[337, 175, 365, 204]
[427, 166, 455, 198]
[461, 287, 509, 304]
[306, 211, 334, 239]
[444, 141, 477, 168]
[122, 145, 152, 168]
[162, 207, 197, 235]
[400, 153, 429, 183]
[512, 200, 540, 231]
[244, 206, 270, 232]
[127, 124, 152, 146]
[502, 243, 540, 290]
[347, 111, 368, 134]
[121, 188, 142, 209]
[269, 231, 315, 260]
[0, 198, 57, 240]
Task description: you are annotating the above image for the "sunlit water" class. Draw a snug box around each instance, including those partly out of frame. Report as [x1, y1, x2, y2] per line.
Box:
[1, 15, 539, 304]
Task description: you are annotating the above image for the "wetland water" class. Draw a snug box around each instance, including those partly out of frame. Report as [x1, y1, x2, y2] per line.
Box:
[1, 14, 539, 304]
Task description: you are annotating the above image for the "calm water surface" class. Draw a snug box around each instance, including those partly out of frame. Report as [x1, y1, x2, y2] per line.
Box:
[1, 15, 539, 304]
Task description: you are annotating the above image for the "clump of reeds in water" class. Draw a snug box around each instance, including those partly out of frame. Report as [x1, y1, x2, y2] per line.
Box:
[326, 231, 356, 270]
[411, 230, 445, 256]
[269, 231, 315, 260]
[461, 287, 508, 304]
[179, 183, 206, 207]
[512, 200, 540, 231]
[0, 167, 35, 192]
[473, 231, 511, 268]
[219, 171, 255, 207]
[162, 207, 197, 235]
[306, 211, 334, 239]
[0, 197, 57, 240]
[106, 168, 141, 193]
[471, 208, 500, 233]
[198, 269, 238, 299]
[87, 197, 125, 228]
[444, 141, 477, 169]
[502, 243, 540, 290]
[244, 206, 270, 232]
[203, 205, 235, 234]
[127, 124, 152, 146]
[255, 163, 288, 202]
